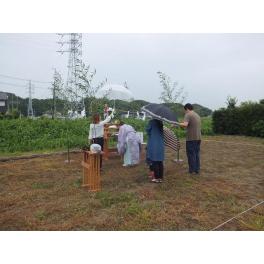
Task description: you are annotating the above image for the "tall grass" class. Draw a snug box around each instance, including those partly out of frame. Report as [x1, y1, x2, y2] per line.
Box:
[0, 118, 89, 153]
[0, 117, 213, 154]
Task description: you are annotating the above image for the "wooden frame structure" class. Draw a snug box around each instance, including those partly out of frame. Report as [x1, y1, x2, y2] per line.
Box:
[103, 124, 119, 160]
[81, 151, 102, 191]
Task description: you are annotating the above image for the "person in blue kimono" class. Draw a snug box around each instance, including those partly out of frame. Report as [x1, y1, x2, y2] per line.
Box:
[146, 119, 164, 183]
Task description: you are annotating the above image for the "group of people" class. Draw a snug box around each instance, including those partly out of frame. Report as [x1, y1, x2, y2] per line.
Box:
[88, 103, 201, 183]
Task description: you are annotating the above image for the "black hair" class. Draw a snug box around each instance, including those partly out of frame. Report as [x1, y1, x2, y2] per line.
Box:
[154, 119, 163, 133]
[184, 103, 193, 111]
[119, 120, 125, 126]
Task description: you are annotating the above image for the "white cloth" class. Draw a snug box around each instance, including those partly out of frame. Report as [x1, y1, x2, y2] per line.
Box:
[88, 115, 112, 140]
[117, 124, 140, 165]
[90, 144, 102, 153]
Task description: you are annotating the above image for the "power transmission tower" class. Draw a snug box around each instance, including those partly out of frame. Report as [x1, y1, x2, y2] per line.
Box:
[27, 80, 34, 118]
[57, 33, 82, 112]
[11, 93, 14, 111]
[52, 76, 56, 119]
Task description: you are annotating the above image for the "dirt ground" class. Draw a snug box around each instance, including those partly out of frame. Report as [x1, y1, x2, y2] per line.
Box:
[0, 136, 263, 231]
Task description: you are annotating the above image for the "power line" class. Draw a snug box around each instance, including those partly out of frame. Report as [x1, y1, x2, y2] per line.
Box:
[0, 81, 26, 88]
[0, 80, 49, 90]
[0, 74, 27, 81]
[0, 73, 51, 84]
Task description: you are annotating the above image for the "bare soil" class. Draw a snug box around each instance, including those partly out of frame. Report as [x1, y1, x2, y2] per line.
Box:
[0, 136, 263, 230]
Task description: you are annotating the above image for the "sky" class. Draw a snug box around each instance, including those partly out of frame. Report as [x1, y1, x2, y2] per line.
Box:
[0, 33, 264, 110]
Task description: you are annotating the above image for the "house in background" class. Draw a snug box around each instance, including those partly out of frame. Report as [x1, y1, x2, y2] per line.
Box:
[0, 92, 8, 114]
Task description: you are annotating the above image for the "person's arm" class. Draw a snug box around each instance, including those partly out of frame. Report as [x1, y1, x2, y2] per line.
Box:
[100, 116, 111, 125]
[179, 121, 189, 128]
[88, 124, 93, 140]
[179, 114, 189, 129]
[100, 112, 114, 125]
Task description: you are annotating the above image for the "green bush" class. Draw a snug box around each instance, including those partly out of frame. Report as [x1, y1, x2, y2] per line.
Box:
[252, 120, 264, 137]
[0, 118, 89, 153]
[0, 116, 213, 154]
[212, 101, 264, 137]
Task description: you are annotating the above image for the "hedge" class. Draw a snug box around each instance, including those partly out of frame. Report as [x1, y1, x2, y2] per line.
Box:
[212, 101, 264, 137]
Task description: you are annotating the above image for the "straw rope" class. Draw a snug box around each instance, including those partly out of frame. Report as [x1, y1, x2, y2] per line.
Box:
[211, 200, 264, 231]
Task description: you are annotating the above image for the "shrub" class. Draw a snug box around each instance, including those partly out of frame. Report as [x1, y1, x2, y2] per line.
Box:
[252, 120, 264, 137]
[212, 101, 264, 137]
[0, 118, 89, 153]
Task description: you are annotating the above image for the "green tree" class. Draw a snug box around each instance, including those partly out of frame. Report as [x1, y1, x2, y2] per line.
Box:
[158, 71, 187, 104]
[77, 62, 107, 115]
[226, 95, 237, 109]
[51, 69, 64, 119]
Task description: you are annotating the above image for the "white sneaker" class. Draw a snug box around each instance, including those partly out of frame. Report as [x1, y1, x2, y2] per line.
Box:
[151, 178, 159, 183]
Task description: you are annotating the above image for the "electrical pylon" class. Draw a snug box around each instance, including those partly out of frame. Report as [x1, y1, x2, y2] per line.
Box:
[57, 33, 82, 111]
[27, 80, 34, 118]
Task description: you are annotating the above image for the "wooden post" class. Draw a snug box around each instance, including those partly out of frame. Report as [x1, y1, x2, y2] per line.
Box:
[140, 143, 147, 161]
[103, 125, 109, 160]
[81, 151, 102, 192]
[103, 124, 119, 160]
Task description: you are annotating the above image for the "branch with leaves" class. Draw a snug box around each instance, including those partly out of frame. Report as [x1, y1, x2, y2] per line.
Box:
[158, 71, 187, 104]
[51, 69, 64, 118]
[76, 62, 108, 114]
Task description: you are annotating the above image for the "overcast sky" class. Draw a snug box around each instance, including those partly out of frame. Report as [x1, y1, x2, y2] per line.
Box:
[0, 33, 263, 110]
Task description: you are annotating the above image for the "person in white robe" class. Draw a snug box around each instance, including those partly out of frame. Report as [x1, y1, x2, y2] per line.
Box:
[117, 121, 141, 166]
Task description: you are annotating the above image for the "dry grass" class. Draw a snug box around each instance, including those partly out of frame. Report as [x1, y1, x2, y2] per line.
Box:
[0, 135, 263, 230]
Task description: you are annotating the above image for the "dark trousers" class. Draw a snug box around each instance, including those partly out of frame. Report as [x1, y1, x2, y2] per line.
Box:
[186, 140, 201, 173]
[150, 161, 164, 179]
[92, 137, 104, 168]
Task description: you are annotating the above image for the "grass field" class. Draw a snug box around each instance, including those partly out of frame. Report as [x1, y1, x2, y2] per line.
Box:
[0, 135, 263, 230]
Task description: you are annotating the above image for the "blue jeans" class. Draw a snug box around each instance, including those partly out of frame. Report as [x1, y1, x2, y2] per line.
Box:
[186, 140, 201, 173]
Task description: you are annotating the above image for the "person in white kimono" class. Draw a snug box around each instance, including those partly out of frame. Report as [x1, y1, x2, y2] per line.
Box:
[117, 121, 141, 167]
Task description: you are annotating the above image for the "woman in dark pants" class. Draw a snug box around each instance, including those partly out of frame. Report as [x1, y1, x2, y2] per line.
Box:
[88, 112, 113, 168]
[146, 119, 165, 183]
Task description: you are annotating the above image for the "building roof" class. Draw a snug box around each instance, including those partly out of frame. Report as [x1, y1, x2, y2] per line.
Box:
[0, 92, 8, 100]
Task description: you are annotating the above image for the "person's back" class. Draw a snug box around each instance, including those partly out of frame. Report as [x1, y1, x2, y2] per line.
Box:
[184, 111, 201, 141]
[118, 122, 140, 166]
[146, 119, 165, 183]
[146, 119, 164, 159]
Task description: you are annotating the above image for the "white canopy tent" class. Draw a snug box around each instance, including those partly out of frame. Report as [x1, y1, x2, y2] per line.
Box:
[96, 84, 134, 105]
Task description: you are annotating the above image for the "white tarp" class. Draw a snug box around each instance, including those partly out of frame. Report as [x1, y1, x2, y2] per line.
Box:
[96, 84, 134, 102]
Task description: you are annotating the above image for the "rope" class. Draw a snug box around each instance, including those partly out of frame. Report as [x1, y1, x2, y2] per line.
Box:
[211, 200, 264, 231]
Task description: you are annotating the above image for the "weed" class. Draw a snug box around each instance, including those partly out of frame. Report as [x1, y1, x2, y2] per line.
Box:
[74, 178, 82, 188]
[125, 201, 143, 216]
[95, 191, 136, 208]
[32, 182, 53, 189]
[35, 210, 47, 221]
